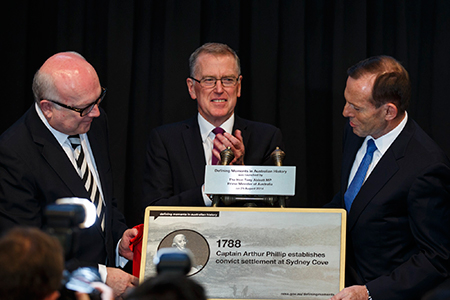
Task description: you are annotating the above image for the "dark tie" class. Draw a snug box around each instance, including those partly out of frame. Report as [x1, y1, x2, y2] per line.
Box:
[68, 135, 105, 230]
[211, 127, 225, 165]
[344, 139, 377, 212]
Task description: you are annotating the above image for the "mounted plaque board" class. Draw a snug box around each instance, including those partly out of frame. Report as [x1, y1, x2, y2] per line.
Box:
[204, 165, 296, 196]
[140, 207, 346, 300]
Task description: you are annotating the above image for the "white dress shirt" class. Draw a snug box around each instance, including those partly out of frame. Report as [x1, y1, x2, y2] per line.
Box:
[347, 112, 408, 187]
[198, 113, 235, 205]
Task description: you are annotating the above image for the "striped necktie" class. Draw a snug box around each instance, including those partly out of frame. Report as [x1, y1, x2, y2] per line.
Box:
[68, 135, 105, 231]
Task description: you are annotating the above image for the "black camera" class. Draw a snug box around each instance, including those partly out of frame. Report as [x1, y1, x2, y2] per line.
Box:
[44, 198, 101, 300]
[61, 267, 102, 300]
[153, 248, 193, 275]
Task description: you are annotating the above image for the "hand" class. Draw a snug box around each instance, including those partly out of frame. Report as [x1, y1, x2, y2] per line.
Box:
[105, 267, 139, 298]
[119, 228, 138, 260]
[213, 129, 245, 165]
[329, 285, 368, 300]
[75, 282, 114, 300]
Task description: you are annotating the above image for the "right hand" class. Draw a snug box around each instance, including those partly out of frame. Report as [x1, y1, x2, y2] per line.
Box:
[105, 267, 139, 298]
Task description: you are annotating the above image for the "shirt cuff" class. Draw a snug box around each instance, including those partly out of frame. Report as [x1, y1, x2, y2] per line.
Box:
[98, 264, 107, 282]
[202, 184, 212, 206]
[116, 239, 129, 268]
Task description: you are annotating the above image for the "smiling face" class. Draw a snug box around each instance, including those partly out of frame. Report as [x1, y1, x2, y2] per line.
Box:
[342, 75, 391, 139]
[187, 53, 242, 127]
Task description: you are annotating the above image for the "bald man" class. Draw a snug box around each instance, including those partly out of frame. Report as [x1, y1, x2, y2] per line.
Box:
[0, 52, 138, 297]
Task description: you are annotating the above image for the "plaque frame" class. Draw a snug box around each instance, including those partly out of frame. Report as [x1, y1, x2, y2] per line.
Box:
[140, 206, 346, 300]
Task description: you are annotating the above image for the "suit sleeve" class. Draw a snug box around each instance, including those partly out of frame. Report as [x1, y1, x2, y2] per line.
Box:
[366, 162, 450, 299]
[142, 128, 205, 208]
[0, 144, 43, 232]
[261, 127, 285, 165]
[242, 125, 285, 166]
[96, 112, 128, 246]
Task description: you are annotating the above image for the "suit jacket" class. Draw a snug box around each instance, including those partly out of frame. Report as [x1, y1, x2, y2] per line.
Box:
[326, 119, 450, 300]
[142, 115, 284, 207]
[0, 105, 128, 267]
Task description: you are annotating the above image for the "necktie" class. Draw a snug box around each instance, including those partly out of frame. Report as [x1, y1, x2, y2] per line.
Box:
[211, 127, 225, 165]
[68, 135, 105, 230]
[344, 139, 377, 212]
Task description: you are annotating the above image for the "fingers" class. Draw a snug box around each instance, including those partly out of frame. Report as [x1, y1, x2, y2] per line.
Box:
[130, 275, 139, 286]
[106, 268, 138, 298]
[213, 130, 245, 165]
[119, 228, 138, 260]
[123, 228, 138, 241]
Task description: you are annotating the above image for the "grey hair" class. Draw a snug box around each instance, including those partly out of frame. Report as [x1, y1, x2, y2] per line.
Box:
[189, 43, 241, 77]
[32, 70, 59, 103]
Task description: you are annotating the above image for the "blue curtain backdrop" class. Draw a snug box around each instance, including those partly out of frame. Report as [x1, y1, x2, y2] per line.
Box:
[3, 0, 450, 226]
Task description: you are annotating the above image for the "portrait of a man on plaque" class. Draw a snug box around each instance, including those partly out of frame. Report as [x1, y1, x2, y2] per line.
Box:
[157, 229, 210, 275]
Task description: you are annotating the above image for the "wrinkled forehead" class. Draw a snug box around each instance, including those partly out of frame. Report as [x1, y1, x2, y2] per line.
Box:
[194, 53, 239, 76]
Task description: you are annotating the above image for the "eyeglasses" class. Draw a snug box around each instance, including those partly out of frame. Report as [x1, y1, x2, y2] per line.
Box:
[43, 87, 107, 117]
[189, 76, 240, 88]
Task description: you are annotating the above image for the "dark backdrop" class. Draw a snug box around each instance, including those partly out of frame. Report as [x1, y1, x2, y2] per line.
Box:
[4, 0, 450, 227]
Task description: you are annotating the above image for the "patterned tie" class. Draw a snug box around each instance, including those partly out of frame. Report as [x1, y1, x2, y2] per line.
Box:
[68, 135, 105, 230]
[344, 139, 377, 212]
[211, 127, 225, 165]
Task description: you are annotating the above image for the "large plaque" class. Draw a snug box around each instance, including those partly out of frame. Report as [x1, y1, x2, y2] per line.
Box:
[140, 207, 346, 300]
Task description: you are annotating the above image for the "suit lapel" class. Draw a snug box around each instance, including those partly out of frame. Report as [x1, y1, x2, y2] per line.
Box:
[233, 115, 249, 145]
[347, 151, 399, 230]
[26, 107, 89, 198]
[181, 117, 206, 186]
[347, 119, 414, 230]
[87, 116, 109, 202]
[27, 106, 104, 235]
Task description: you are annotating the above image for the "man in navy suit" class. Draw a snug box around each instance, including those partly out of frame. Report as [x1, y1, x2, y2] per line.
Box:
[0, 52, 138, 297]
[142, 43, 284, 207]
[327, 56, 450, 300]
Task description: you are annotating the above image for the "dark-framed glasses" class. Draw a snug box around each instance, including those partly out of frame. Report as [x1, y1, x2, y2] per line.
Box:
[43, 87, 107, 117]
[189, 76, 240, 88]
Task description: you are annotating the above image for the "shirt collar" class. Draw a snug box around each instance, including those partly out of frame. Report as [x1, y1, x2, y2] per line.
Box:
[367, 111, 408, 155]
[198, 113, 235, 142]
[35, 102, 70, 146]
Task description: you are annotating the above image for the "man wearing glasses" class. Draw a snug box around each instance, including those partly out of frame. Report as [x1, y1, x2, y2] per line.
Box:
[142, 43, 284, 207]
[0, 52, 138, 297]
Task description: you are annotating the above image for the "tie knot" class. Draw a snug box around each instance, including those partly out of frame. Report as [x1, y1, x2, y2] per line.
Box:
[68, 135, 81, 149]
[212, 127, 225, 135]
[366, 139, 377, 155]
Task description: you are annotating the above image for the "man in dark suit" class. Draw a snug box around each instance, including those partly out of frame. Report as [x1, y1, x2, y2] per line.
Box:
[142, 43, 284, 207]
[327, 56, 450, 300]
[0, 52, 138, 297]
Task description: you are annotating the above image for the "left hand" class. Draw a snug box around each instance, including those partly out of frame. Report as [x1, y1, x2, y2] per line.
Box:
[213, 129, 245, 165]
[328, 285, 367, 300]
[119, 228, 138, 260]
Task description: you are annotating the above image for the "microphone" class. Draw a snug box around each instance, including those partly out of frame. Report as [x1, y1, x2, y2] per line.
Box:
[271, 147, 285, 166]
